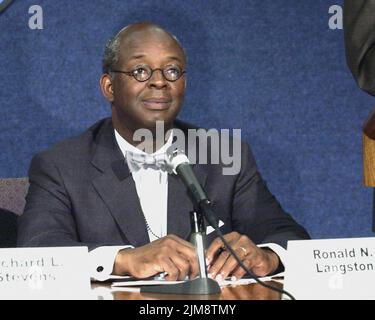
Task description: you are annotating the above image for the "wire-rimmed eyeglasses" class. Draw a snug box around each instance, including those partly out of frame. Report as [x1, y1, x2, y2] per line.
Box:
[111, 65, 186, 82]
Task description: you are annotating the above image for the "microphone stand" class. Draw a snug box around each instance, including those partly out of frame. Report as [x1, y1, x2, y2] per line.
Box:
[140, 206, 221, 295]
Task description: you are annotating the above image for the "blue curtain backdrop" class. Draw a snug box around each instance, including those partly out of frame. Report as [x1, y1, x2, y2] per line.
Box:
[1, 0, 374, 239]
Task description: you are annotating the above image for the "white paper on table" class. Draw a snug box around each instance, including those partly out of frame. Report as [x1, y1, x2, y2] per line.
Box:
[219, 275, 284, 287]
[106, 275, 132, 280]
[111, 272, 284, 289]
[111, 279, 185, 287]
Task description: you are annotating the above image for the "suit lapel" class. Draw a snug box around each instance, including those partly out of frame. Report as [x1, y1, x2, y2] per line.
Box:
[166, 174, 192, 240]
[90, 120, 149, 247]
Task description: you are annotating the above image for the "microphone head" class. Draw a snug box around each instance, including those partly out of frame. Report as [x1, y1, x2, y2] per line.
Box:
[167, 148, 190, 174]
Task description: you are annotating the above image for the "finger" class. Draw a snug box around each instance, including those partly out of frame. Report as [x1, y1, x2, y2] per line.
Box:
[230, 248, 262, 280]
[188, 253, 200, 280]
[169, 253, 191, 281]
[206, 232, 240, 265]
[164, 235, 198, 267]
[175, 247, 199, 278]
[248, 251, 274, 277]
[206, 238, 224, 266]
[173, 245, 198, 279]
[215, 246, 250, 280]
[232, 259, 252, 280]
[160, 257, 180, 281]
[208, 250, 231, 280]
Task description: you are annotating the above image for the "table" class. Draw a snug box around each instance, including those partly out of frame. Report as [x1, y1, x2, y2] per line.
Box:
[91, 280, 283, 300]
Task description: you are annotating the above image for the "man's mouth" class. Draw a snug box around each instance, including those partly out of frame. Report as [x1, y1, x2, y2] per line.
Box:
[142, 98, 172, 110]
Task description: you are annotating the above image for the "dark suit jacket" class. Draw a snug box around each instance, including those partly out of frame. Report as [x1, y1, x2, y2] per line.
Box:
[344, 1, 375, 230]
[17, 118, 309, 250]
[344, 0, 375, 96]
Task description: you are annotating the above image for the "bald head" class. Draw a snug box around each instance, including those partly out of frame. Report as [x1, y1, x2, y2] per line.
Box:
[102, 23, 186, 75]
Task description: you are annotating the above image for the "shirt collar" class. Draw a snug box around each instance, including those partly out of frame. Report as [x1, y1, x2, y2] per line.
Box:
[114, 129, 174, 158]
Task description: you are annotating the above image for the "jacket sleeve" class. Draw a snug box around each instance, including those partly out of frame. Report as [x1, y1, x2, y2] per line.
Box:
[17, 153, 100, 251]
[344, 0, 375, 96]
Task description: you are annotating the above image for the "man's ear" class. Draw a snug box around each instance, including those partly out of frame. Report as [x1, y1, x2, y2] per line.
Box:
[100, 74, 114, 102]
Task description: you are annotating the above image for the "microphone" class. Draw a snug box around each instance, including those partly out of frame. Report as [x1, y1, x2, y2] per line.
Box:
[167, 149, 218, 229]
[168, 149, 207, 201]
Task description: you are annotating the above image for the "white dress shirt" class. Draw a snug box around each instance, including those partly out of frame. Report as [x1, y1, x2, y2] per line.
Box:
[115, 129, 172, 241]
[90, 130, 172, 280]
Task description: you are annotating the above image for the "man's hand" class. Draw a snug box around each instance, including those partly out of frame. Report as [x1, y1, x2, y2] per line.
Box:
[112, 234, 199, 281]
[206, 232, 279, 281]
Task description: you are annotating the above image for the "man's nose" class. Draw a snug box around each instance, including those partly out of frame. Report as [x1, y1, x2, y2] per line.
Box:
[147, 69, 168, 89]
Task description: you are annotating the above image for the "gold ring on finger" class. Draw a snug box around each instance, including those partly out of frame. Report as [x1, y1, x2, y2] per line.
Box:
[239, 246, 247, 256]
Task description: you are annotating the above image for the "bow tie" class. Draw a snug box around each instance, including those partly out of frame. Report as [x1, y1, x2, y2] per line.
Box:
[125, 151, 172, 173]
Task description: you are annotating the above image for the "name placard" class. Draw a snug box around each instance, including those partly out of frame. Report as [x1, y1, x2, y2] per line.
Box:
[284, 237, 375, 299]
[0, 247, 91, 300]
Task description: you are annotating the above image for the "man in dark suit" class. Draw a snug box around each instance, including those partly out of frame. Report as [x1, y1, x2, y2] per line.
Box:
[18, 23, 309, 281]
[344, 1, 375, 230]
[344, 0, 375, 97]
